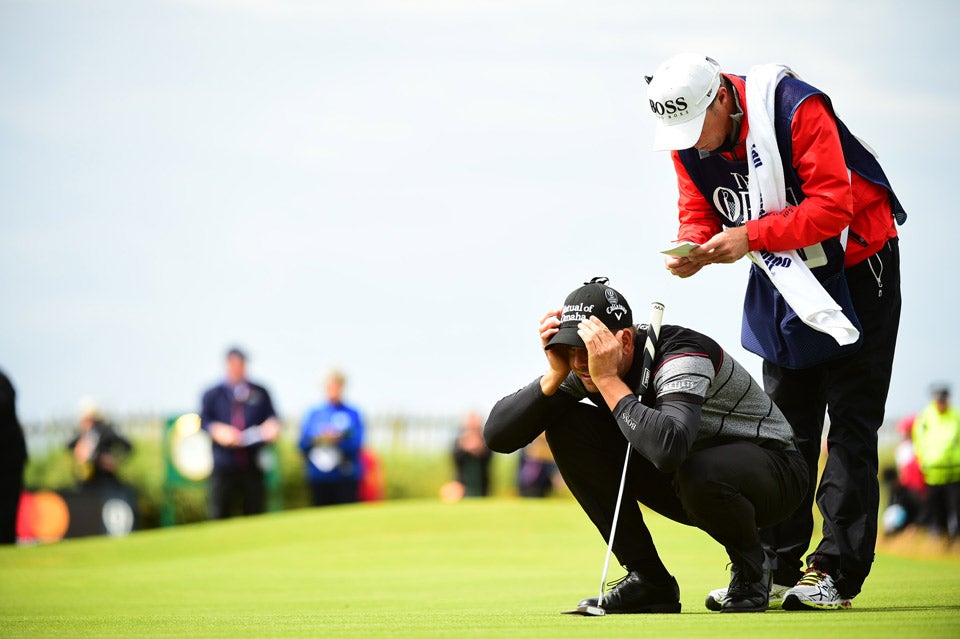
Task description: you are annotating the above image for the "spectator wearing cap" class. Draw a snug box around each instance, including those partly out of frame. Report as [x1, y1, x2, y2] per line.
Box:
[484, 277, 806, 613]
[200, 347, 281, 519]
[912, 385, 960, 541]
[644, 52, 907, 611]
[67, 398, 132, 485]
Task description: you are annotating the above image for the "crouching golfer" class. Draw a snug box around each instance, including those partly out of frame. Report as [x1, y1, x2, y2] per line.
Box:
[484, 277, 807, 613]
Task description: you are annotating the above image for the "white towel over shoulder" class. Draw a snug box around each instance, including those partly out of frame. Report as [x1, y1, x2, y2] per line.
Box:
[744, 64, 859, 346]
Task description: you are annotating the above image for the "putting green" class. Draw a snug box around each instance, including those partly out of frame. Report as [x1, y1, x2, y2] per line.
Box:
[1, 499, 958, 638]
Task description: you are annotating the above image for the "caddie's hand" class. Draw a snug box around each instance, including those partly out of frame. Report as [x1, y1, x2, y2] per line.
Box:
[688, 226, 749, 264]
[577, 316, 622, 384]
[539, 308, 570, 394]
[665, 255, 704, 278]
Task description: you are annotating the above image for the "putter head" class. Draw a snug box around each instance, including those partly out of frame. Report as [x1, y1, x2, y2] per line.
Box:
[561, 604, 606, 616]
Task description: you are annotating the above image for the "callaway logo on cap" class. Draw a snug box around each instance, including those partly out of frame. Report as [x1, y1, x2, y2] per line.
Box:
[546, 277, 633, 350]
[646, 53, 722, 151]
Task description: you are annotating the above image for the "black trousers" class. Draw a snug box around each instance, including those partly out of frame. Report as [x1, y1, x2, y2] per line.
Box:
[921, 482, 960, 539]
[761, 239, 901, 598]
[208, 467, 266, 520]
[545, 401, 807, 582]
[309, 479, 360, 507]
[0, 470, 24, 544]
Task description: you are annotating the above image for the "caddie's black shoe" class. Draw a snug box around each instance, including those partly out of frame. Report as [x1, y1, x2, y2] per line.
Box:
[721, 560, 770, 613]
[577, 572, 681, 614]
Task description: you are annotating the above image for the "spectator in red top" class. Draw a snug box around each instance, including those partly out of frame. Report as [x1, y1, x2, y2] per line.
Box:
[896, 415, 927, 496]
[881, 414, 927, 536]
[645, 53, 906, 611]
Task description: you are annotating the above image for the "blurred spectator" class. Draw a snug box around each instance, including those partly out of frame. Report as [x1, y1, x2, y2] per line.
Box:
[912, 385, 960, 541]
[452, 411, 492, 497]
[881, 414, 927, 535]
[517, 432, 559, 498]
[0, 369, 27, 544]
[200, 347, 281, 519]
[67, 398, 132, 486]
[299, 370, 365, 506]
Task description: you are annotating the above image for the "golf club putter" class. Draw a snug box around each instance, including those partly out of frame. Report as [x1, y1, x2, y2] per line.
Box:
[564, 301, 664, 617]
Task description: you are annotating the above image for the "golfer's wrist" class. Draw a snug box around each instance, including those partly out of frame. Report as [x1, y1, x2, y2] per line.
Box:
[540, 370, 567, 396]
[594, 375, 630, 409]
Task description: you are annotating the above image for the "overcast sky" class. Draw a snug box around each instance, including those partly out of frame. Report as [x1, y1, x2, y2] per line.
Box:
[1, 0, 957, 429]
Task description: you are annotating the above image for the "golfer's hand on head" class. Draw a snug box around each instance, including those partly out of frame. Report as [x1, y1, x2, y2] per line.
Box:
[578, 316, 622, 384]
[539, 308, 570, 395]
[688, 226, 749, 264]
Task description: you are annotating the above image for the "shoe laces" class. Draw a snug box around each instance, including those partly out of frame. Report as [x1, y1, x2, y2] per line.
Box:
[727, 566, 755, 595]
[797, 568, 830, 587]
[605, 573, 634, 590]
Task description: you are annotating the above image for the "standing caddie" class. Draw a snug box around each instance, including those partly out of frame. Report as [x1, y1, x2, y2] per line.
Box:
[645, 53, 906, 610]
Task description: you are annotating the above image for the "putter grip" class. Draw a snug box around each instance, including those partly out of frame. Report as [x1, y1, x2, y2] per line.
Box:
[638, 302, 664, 396]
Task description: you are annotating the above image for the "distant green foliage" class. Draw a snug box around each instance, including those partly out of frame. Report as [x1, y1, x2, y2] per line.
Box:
[22, 435, 530, 529]
[376, 448, 523, 500]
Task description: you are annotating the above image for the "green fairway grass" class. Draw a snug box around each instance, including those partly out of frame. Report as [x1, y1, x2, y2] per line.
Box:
[1, 499, 958, 638]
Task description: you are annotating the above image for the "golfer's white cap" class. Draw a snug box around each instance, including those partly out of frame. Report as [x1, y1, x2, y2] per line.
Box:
[647, 53, 722, 151]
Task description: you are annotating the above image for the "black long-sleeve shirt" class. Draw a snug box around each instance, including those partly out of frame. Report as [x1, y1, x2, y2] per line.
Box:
[485, 325, 796, 473]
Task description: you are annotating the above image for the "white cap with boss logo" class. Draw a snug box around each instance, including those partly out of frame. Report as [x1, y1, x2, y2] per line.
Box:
[646, 53, 722, 151]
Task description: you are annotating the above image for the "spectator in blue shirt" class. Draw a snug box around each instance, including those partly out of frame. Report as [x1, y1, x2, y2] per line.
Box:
[299, 370, 365, 506]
